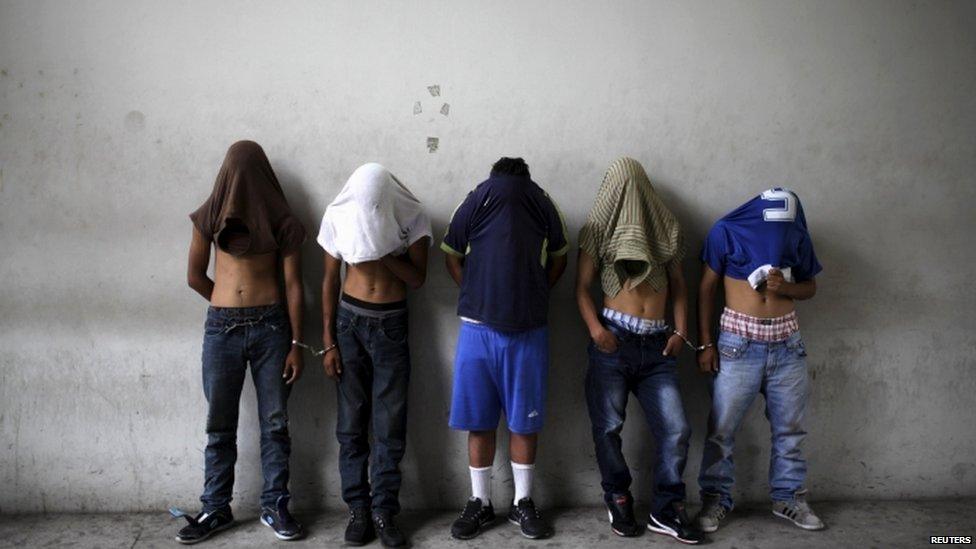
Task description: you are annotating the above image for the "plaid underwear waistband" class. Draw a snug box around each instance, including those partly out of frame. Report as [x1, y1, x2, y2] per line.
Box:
[719, 307, 799, 342]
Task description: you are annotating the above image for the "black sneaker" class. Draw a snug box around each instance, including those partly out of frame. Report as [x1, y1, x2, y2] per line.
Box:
[451, 497, 496, 540]
[507, 497, 553, 539]
[372, 510, 407, 547]
[260, 495, 304, 541]
[344, 506, 375, 546]
[171, 506, 234, 544]
[605, 493, 640, 537]
[647, 502, 703, 544]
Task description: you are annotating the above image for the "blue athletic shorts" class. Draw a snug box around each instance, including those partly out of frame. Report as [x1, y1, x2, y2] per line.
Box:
[449, 321, 549, 435]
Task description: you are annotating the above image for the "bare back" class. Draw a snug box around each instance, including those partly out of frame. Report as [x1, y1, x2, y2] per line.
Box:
[724, 276, 795, 318]
[211, 248, 281, 307]
[342, 258, 408, 303]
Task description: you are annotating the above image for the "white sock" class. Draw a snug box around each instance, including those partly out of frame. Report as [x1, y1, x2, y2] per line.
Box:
[512, 461, 535, 503]
[470, 466, 492, 505]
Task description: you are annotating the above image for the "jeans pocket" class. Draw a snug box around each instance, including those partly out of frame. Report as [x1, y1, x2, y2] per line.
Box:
[379, 315, 409, 344]
[336, 312, 354, 336]
[787, 333, 807, 357]
[588, 341, 620, 359]
[718, 332, 748, 359]
[264, 315, 288, 335]
[204, 318, 224, 336]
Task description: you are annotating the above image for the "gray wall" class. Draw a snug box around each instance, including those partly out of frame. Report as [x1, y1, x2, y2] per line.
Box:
[1, 0, 974, 513]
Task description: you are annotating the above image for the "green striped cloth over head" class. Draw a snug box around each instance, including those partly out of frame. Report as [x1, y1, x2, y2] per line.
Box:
[578, 157, 684, 297]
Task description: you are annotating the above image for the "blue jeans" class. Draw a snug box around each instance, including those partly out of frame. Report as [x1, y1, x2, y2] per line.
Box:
[698, 330, 809, 509]
[199, 304, 292, 512]
[585, 322, 691, 515]
[335, 306, 411, 514]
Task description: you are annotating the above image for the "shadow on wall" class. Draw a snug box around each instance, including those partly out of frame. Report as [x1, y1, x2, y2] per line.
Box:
[212, 162, 897, 512]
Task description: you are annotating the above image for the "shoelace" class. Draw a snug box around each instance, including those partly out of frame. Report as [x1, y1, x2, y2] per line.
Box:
[518, 502, 542, 519]
[459, 500, 482, 520]
[349, 508, 368, 523]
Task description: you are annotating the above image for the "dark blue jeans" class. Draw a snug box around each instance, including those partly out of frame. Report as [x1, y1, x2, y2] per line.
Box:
[199, 304, 292, 512]
[585, 322, 691, 515]
[335, 305, 411, 514]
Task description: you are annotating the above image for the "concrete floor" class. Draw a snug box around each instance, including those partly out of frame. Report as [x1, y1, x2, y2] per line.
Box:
[0, 499, 972, 548]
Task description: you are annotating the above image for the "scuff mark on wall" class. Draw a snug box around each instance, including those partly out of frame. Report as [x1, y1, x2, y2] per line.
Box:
[124, 111, 145, 132]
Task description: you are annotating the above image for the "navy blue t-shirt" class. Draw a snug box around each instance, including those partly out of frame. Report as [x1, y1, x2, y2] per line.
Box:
[441, 175, 568, 331]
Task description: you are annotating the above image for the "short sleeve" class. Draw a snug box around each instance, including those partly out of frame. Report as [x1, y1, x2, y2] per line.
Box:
[542, 191, 569, 256]
[316, 216, 342, 260]
[276, 215, 307, 255]
[577, 221, 601, 264]
[440, 191, 478, 257]
[405, 212, 433, 248]
[700, 223, 729, 276]
[792, 233, 822, 281]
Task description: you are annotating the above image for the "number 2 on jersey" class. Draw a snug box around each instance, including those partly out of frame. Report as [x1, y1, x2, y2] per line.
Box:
[761, 189, 796, 222]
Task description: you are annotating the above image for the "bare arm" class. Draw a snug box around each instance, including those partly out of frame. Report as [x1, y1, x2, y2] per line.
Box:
[575, 250, 604, 337]
[547, 254, 567, 288]
[187, 227, 214, 301]
[668, 262, 689, 335]
[662, 261, 690, 357]
[697, 264, 721, 373]
[380, 237, 430, 290]
[445, 254, 464, 287]
[574, 249, 618, 353]
[281, 250, 304, 384]
[321, 251, 343, 378]
[767, 268, 817, 300]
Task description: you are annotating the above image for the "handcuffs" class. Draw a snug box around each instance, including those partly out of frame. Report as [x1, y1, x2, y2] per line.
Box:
[672, 330, 714, 353]
[291, 340, 337, 357]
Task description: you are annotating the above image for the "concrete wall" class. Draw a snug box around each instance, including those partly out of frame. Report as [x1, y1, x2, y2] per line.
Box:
[1, 0, 974, 513]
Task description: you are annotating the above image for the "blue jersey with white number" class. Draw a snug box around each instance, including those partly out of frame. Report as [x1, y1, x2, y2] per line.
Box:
[701, 189, 822, 287]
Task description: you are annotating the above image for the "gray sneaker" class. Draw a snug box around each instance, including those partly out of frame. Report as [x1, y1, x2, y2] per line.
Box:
[694, 493, 730, 533]
[771, 489, 825, 530]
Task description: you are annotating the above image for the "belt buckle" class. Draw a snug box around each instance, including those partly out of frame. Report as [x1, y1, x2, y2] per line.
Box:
[760, 318, 774, 325]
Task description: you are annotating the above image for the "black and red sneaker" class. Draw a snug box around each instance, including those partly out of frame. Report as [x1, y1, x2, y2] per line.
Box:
[605, 493, 640, 537]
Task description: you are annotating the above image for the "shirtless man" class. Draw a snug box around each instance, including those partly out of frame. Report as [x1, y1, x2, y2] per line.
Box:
[694, 188, 825, 532]
[318, 163, 431, 548]
[575, 157, 701, 544]
[176, 140, 306, 544]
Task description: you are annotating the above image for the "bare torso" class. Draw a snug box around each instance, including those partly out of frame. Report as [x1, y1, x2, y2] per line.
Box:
[210, 248, 281, 307]
[343, 258, 408, 303]
[724, 276, 795, 318]
[603, 280, 668, 320]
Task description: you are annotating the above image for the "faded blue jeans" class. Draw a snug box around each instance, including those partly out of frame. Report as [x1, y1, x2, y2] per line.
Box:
[199, 304, 292, 512]
[335, 305, 411, 515]
[698, 330, 809, 509]
[585, 321, 692, 516]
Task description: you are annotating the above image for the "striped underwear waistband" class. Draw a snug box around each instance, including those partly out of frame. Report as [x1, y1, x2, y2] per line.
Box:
[601, 307, 668, 335]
